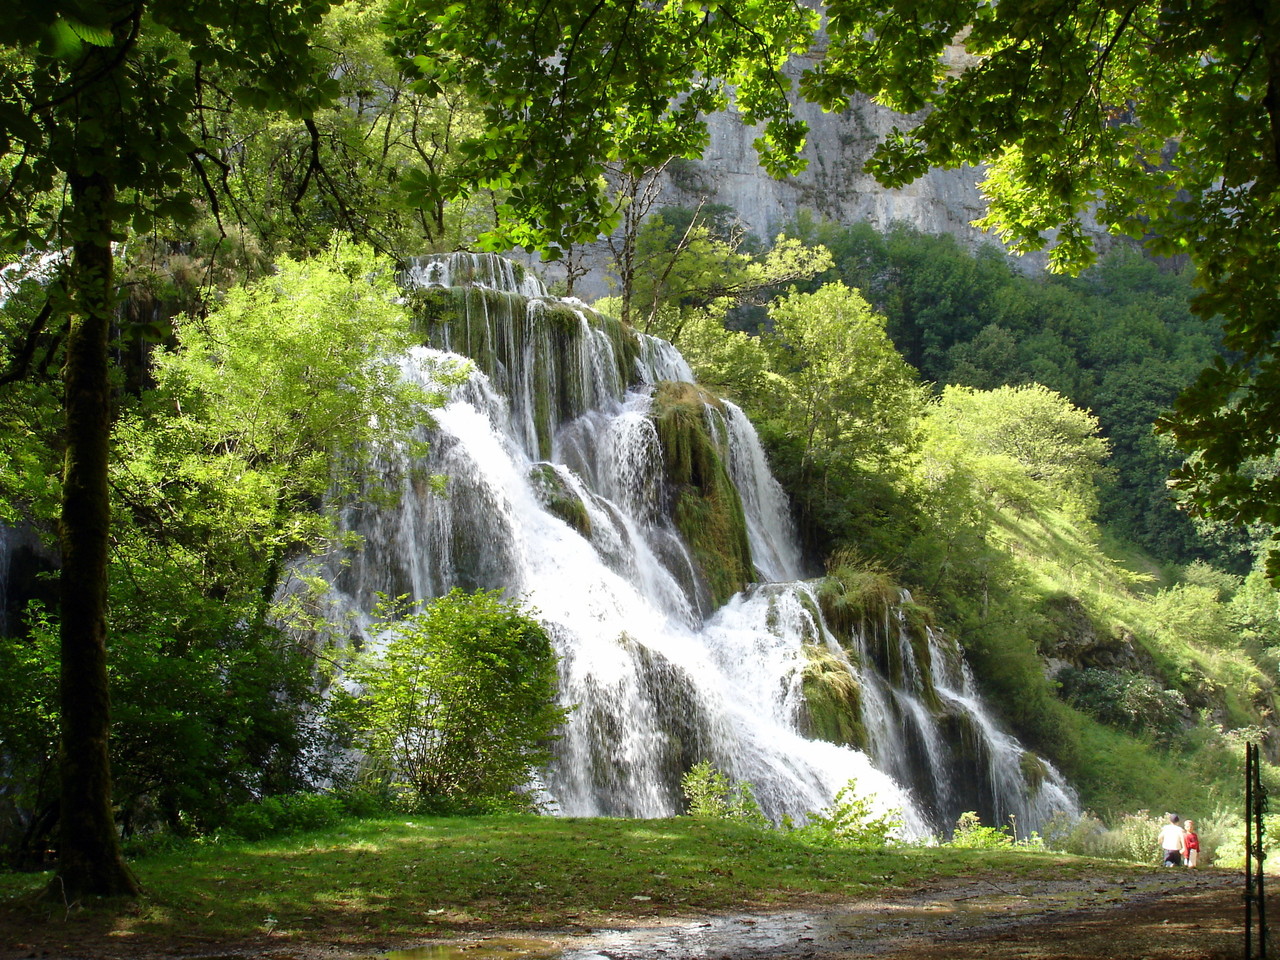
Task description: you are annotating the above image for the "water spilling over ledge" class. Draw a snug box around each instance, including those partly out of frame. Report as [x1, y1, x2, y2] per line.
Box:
[312, 252, 1077, 837]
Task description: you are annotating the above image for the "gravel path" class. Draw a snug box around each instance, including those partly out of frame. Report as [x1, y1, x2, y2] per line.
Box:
[5, 867, 1254, 960]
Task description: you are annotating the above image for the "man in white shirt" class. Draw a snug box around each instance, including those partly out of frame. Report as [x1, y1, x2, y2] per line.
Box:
[1158, 813, 1186, 866]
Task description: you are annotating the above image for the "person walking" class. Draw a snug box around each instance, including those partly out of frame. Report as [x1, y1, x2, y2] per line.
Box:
[1158, 813, 1186, 866]
[1182, 819, 1200, 868]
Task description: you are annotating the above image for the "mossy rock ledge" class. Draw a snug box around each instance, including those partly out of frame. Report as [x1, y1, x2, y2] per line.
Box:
[529, 463, 592, 538]
[650, 381, 754, 611]
[816, 562, 943, 714]
[798, 643, 867, 750]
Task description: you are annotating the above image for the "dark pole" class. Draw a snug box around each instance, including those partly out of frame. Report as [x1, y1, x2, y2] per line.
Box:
[1257, 742, 1267, 960]
[1245, 741, 1269, 960]
[1248, 742, 1255, 960]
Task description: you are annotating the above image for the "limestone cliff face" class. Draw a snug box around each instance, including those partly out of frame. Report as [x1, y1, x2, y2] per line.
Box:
[664, 90, 998, 254]
[651, 33, 1117, 273]
[541, 92, 1011, 299]
[534, 39, 1116, 296]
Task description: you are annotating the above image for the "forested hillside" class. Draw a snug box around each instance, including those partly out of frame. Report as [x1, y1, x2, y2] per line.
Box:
[597, 208, 1280, 817]
[4, 0, 1280, 901]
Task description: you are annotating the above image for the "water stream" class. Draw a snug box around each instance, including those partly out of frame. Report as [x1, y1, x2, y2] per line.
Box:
[311, 253, 1077, 837]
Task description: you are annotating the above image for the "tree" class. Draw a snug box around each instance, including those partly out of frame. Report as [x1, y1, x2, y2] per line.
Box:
[727, 282, 925, 559]
[338, 590, 569, 810]
[801, 0, 1280, 579]
[2, 0, 340, 899]
[598, 210, 831, 338]
[0, 243, 448, 861]
[103, 243, 443, 832]
[763, 283, 922, 475]
[387, 0, 817, 254]
[928, 384, 1112, 521]
[209, 0, 487, 258]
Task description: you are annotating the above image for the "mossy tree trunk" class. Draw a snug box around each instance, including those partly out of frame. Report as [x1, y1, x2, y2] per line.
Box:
[52, 110, 139, 900]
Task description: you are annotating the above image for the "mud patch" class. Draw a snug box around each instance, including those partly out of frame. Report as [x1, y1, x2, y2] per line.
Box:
[368, 870, 1245, 960]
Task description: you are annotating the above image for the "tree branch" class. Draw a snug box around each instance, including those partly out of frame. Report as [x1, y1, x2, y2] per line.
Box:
[0, 295, 58, 388]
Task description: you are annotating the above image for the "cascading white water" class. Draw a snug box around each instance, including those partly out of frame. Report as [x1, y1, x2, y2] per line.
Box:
[320, 253, 1078, 837]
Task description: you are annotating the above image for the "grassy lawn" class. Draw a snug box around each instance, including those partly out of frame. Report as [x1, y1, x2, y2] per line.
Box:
[0, 814, 1135, 954]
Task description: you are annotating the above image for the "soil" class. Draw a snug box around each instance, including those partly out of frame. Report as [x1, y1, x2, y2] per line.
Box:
[2, 866, 1260, 960]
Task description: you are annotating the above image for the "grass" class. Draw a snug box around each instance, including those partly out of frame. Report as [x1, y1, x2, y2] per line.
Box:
[957, 481, 1274, 821]
[1, 815, 1129, 953]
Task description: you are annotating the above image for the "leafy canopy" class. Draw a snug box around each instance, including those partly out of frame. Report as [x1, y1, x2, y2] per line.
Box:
[0, 0, 341, 253]
[386, 0, 817, 253]
[802, 0, 1280, 578]
[928, 384, 1112, 522]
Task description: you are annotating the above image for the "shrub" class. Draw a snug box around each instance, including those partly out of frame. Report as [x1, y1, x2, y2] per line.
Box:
[1040, 811, 1107, 855]
[790, 779, 901, 848]
[948, 811, 1013, 848]
[223, 793, 346, 841]
[1059, 667, 1188, 744]
[680, 760, 769, 827]
[337, 589, 570, 811]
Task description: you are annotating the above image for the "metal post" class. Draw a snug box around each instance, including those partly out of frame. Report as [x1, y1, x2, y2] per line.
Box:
[1257, 743, 1267, 960]
[1248, 742, 1255, 960]
[1245, 741, 1269, 960]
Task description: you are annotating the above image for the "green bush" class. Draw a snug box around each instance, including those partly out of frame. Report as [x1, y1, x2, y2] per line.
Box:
[680, 761, 769, 827]
[223, 793, 346, 841]
[1043, 808, 1239, 867]
[1059, 667, 1188, 744]
[948, 811, 1013, 848]
[337, 589, 570, 811]
[789, 779, 901, 848]
[1202, 810, 1275, 870]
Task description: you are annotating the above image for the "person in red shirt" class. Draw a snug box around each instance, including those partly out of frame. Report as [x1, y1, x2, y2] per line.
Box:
[1182, 819, 1200, 868]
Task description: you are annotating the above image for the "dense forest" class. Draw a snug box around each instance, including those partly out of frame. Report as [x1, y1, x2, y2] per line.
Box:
[4, 0, 1280, 903]
[596, 208, 1279, 807]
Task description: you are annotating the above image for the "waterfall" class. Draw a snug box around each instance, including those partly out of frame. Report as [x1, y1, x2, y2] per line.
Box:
[319, 252, 1077, 837]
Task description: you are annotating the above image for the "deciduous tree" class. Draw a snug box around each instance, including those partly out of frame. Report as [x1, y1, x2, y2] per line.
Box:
[2, 0, 339, 899]
[802, 0, 1280, 579]
[928, 384, 1112, 521]
[387, 0, 817, 254]
[338, 590, 569, 810]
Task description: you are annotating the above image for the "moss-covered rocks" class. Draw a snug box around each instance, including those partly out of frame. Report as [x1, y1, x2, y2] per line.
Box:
[651, 381, 754, 609]
[529, 463, 592, 538]
[798, 643, 867, 750]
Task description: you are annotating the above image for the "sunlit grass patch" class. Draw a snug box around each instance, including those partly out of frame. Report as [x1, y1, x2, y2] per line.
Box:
[2, 814, 1152, 954]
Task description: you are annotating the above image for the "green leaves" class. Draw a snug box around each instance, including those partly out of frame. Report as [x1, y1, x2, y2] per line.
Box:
[806, 0, 1280, 577]
[680, 760, 769, 826]
[763, 282, 923, 473]
[384, 0, 815, 252]
[43, 15, 115, 59]
[927, 384, 1112, 522]
[339, 589, 570, 810]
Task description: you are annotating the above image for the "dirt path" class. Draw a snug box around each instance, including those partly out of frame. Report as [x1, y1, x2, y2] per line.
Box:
[3, 867, 1256, 959]
[517, 868, 1248, 960]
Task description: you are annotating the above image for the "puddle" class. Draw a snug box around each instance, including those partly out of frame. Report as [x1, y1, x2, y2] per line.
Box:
[373, 891, 1101, 960]
[383, 938, 560, 960]
[378, 909, 928, 960]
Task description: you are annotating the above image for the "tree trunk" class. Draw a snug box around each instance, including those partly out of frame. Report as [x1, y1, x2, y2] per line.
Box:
[50, 146, 139, 900]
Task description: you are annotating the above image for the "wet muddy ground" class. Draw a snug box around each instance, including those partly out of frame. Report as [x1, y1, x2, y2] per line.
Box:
[6, 866, 1253, 960]
[362, 868, 1247, 960]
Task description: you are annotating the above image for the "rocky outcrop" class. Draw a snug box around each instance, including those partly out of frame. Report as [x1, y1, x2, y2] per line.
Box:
[666, 89, 996, 254]
[1040, 594, 1156, 679]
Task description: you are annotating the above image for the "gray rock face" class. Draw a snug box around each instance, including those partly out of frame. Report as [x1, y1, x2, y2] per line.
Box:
[666, 92, 997, 253]
[533, 39, 1116, 297]
[536, 93, 1011, 300]
[1042, 595, 1155, 677]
